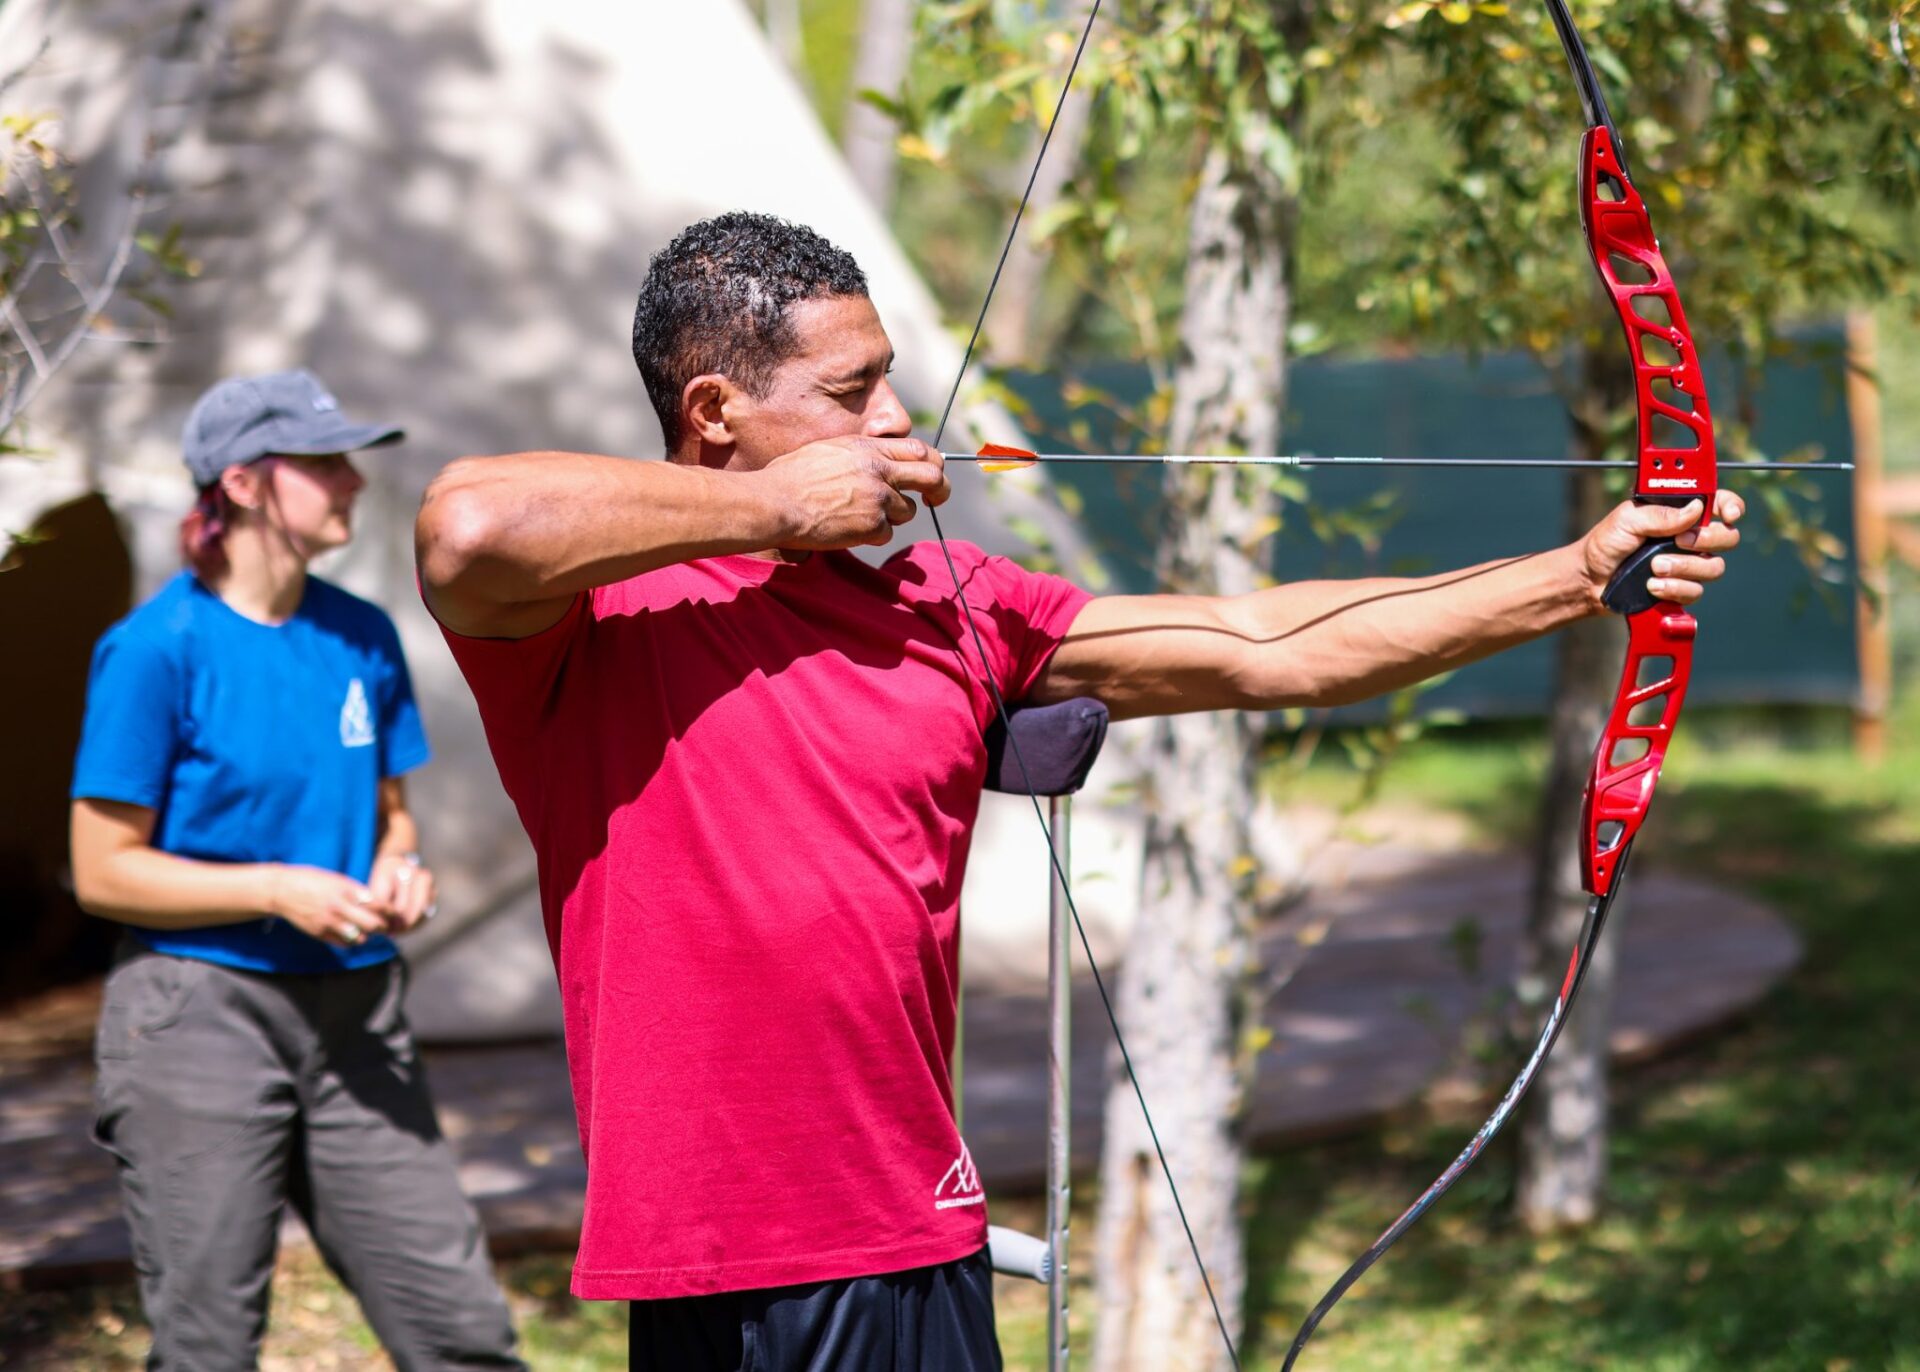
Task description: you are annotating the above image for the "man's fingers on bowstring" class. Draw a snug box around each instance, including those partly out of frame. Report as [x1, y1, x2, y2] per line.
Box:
[892, 474, 958, 524]
[857, 435, 936, 465]
[885, 461, 951, 508]
[839, 471, 902, 545]
[869, 438, 949, 509]
[882, 484, 921, 528]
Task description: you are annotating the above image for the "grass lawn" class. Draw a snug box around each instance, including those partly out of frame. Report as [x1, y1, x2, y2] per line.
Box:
[1224, 705, 1920, 1371]
[6, 705, 1915, 1370]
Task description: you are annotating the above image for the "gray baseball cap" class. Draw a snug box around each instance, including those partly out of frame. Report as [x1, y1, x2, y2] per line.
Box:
[183, 370, 404, 488]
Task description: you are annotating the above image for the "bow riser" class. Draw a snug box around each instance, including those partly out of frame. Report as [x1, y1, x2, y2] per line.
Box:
[1574, 118, 1715, 898]
[1577, 127, 1719, 507]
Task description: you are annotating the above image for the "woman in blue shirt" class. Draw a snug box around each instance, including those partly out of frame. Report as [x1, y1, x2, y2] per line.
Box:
[70, 371, 524, 1371]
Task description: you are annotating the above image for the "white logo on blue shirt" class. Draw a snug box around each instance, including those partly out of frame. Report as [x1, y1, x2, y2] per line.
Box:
[339, 678, 376, 748]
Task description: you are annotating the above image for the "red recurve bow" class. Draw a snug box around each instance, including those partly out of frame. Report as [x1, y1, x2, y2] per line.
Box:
[1280, 2, 1717, 1364]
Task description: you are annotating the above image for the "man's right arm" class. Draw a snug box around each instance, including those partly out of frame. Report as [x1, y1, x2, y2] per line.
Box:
[415, 438, 946, 639]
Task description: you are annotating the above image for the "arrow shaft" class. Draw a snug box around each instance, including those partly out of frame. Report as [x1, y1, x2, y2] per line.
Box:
[945, 451, 1850, 472]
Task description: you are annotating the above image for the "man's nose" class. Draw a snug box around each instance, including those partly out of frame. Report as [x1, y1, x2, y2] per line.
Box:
[866, 379, 912, 438]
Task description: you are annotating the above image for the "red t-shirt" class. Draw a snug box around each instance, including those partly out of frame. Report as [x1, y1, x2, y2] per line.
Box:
[438, 542, 1091, 1300]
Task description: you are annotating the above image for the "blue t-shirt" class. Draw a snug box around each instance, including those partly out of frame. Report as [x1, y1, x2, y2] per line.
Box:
[71, 572, 430, 973]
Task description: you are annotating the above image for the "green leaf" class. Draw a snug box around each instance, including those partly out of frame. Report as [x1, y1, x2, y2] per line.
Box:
[852, 87, 906, 120]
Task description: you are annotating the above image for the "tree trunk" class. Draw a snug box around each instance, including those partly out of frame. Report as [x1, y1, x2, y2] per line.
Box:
[842, 0, 914, 208]
[980, 75, 1094, 366]
[1515, 345, 1633, 1229]
[1091, 140, 1290, 1372]
[760, 0, 805, 79]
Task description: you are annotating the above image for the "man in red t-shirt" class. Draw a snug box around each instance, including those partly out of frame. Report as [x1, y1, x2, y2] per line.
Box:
[416, 212, 1741, 1371]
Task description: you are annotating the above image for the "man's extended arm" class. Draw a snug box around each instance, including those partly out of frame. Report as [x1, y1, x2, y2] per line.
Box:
[1032, 493, 1743, 720]
[416, 437, 947, 639]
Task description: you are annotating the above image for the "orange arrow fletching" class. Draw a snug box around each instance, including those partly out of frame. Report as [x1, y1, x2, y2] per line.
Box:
[975, 442, 1040, 473]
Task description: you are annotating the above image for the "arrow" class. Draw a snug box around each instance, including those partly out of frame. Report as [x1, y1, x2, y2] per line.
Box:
[950, 444, 1853, 474]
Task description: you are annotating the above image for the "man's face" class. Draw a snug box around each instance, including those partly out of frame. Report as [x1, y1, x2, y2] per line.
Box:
[707, 294, 912, 469]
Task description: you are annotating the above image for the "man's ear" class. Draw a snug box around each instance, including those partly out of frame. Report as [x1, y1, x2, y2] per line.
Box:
[682, 374, 739, 449]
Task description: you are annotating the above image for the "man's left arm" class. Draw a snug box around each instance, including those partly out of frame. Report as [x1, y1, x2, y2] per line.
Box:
[1030, 492, 1742, 721]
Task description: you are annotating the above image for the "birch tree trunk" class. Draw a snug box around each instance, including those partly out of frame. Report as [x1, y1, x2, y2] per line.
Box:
[1515, 347, 1633, 1228]
[760, 0, 805, 79]
[980, 77, 1094, 365]
[842, 0, 913, 208]
[1091, 141, 1291, 1372]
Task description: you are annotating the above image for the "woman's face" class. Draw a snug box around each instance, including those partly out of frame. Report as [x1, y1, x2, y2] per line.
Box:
[257, 452, 366, 553]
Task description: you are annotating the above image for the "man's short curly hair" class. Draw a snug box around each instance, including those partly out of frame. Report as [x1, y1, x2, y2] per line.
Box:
[632, 212, 870, 447]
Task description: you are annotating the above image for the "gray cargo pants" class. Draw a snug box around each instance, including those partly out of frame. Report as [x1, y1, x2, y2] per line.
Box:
[91, 944, 526, 1371]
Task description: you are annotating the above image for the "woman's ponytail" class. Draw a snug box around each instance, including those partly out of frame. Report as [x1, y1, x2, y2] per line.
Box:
[179, 483, 232, 578]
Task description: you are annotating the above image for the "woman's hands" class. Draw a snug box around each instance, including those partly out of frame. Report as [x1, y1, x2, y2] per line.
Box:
[368, 851, 439, 934]
[267, 854, 438, 947]
[266, 866, 390, 948]
[1576, 489, 1744, 613]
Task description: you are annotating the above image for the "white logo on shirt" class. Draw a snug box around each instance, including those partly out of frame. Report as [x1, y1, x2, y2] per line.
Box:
[339, 678, 376, 748]
[933, 1142, 984, 1210]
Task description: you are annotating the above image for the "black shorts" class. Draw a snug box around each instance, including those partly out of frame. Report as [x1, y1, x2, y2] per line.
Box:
[629, 1247, 1001, 1372]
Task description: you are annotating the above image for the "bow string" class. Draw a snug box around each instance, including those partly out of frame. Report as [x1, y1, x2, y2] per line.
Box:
[921, 2, 1247, 1368]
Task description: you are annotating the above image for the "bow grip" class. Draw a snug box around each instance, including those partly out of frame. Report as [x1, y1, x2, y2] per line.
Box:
[1600, 536, 1678, 618]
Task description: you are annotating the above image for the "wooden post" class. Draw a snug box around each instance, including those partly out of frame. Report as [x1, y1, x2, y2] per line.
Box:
[1846, 311, 1890, 764]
